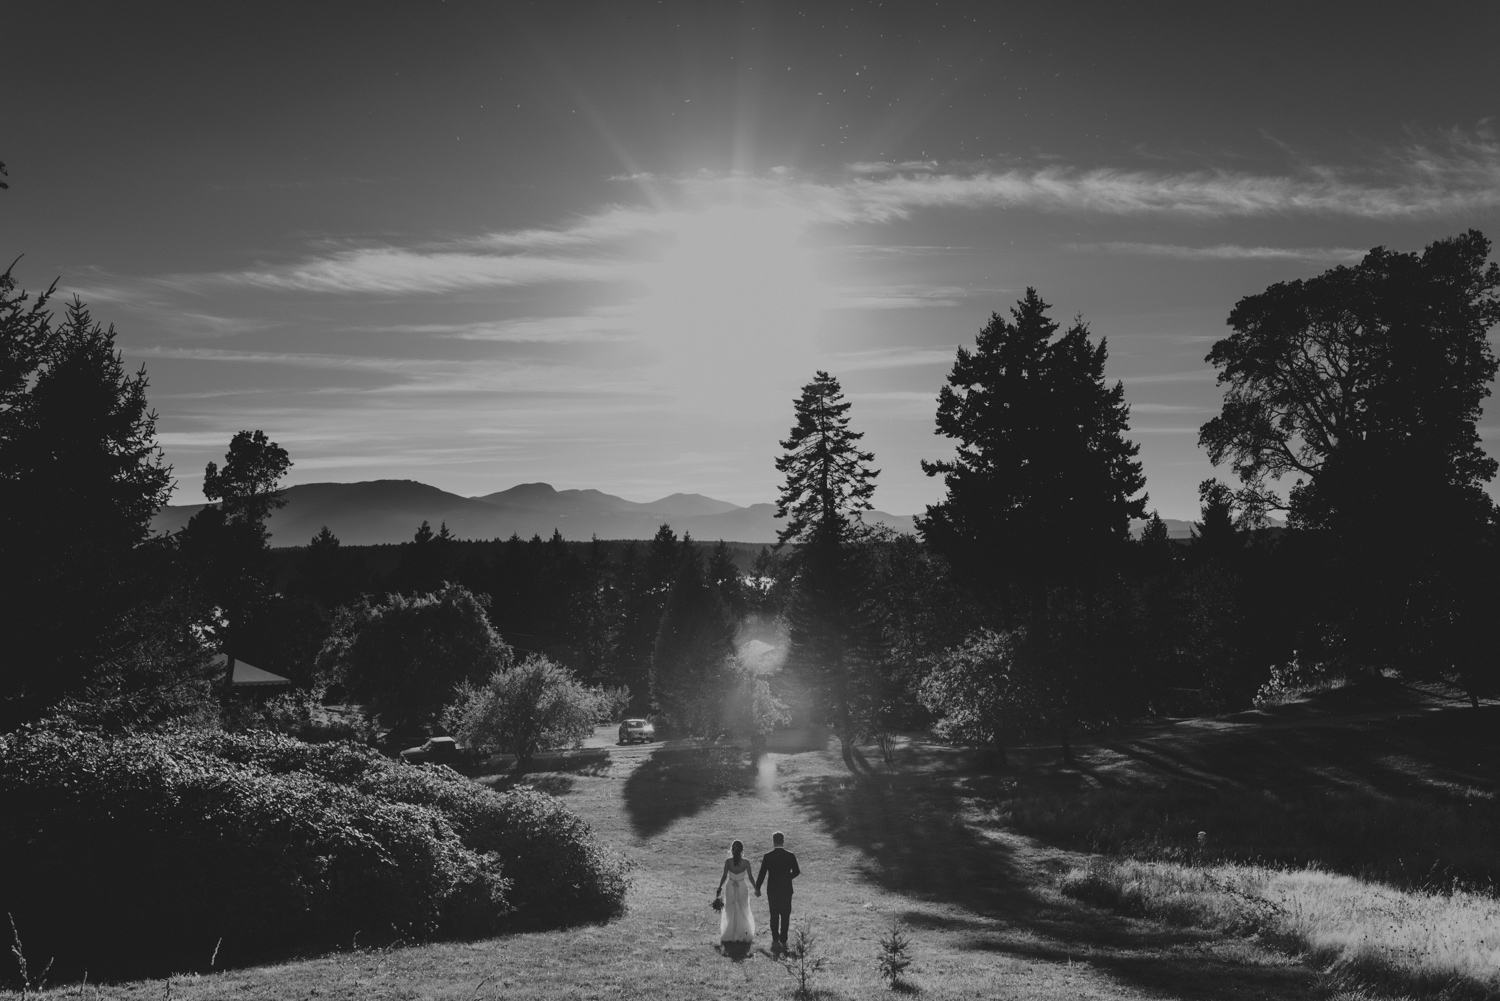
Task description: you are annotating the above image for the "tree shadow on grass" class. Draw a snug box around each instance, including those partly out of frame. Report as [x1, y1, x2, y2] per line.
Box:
[623, 746, 757, 838]
[792, 773, 1326, 1001]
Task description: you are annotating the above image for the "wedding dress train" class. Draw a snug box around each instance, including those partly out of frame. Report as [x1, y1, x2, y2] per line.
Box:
[720, 870, 756, 944]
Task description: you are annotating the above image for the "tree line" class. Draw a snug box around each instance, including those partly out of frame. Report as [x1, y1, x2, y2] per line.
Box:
[2, 230, 1497, 767]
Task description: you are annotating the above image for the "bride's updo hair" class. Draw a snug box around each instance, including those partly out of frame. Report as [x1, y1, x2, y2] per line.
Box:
[730, 840, 744, 860]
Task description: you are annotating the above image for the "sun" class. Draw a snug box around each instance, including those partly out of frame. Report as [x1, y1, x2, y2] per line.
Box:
[631, 191, 831, 408]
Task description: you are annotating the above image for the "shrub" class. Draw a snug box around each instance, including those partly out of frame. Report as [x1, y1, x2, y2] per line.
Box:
[444, 656, 598, 769]
[0, 721, 627, 980]
[876, 919, 914, 986]
[593, 684, 632, 723]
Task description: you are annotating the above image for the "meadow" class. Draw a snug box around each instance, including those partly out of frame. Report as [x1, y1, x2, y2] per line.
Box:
[6, 684, 1496, 1001]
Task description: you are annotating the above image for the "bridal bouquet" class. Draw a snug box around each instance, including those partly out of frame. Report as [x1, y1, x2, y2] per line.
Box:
[711, 893, 724, 912]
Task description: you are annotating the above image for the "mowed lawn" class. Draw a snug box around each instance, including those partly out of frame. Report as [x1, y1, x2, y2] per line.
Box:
[38, 728, 1337, 1001]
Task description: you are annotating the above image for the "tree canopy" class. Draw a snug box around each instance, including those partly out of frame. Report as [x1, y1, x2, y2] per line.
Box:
[920, 289, 1146, 604]
[775, 370, 878, 545]
[1199, 229, 1500, 532]
[0, 282, 175, 718]
[317, 583, 512, 731]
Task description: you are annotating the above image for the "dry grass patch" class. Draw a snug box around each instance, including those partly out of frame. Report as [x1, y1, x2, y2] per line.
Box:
[1060, 858, 1500, 999]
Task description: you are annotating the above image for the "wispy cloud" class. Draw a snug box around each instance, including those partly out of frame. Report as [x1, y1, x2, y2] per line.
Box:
[831, 347, 959, 371]
[1071, 242, 1367, 262]
[226, 249, 630, 295]
[834, 285, 974, 309]
[153, 130, 1500, 300]
[357, 313, 632, 343]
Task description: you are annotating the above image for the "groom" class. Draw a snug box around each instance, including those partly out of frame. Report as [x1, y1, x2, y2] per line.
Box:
[753, 831, 800, 952]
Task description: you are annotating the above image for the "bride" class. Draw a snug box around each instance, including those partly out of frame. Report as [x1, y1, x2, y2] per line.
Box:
[715, 840, 757, 947]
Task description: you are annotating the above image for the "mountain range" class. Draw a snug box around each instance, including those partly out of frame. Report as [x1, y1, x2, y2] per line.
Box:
[148, 479, 919, 547]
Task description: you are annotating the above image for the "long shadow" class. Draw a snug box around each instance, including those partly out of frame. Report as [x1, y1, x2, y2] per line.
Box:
[792, 772, 1328, 1001]
[622, 745, 758, 838]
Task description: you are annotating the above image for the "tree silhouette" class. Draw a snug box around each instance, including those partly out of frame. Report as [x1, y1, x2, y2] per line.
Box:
[920, 288, 1146, 610]
[1200, 230, 1500, 678]
[651, 543, 735, 733]
[775, 371, 881, 771]
[0, 290, 175, 720]
[180, 430, 291, 654]
[919, 290, 1146, 759]
[1200, 229, 1499, 532]
[775, 370, 878, 545]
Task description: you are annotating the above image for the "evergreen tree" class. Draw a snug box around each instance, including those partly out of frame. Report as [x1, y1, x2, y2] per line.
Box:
[775, 371, 878, 544]
[651, 544, 735, 733]
[775, 371, 881, 771]
[0, 288, 175, 720]
[920, 288, 1146, 608]
[613, 525, 682, 707]
[708, 540, 748, 620]
[919, 290, 1146, 760]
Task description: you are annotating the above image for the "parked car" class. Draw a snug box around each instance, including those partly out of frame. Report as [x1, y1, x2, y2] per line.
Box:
[400, 736, 470, 764]
[618, 718, 656, 744]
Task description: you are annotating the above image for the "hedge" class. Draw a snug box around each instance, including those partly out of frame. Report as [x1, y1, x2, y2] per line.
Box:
[0, 722, 628, 980]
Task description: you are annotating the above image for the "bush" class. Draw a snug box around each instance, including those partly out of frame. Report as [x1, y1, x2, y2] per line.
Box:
[0, 721, 628, 980]
[593, 684, 632, 723]
[317, 584, 512, 732]
[444, 656, 598, 769]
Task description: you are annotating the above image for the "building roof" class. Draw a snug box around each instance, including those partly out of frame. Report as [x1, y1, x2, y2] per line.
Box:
[211, 653, 292, 688]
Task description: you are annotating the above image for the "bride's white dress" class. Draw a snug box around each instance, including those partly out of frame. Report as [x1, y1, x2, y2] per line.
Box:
[720, 869, 756, 943]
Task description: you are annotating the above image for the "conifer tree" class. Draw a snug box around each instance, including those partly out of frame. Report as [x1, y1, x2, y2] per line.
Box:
[920, 288, 1146, 609]
[0, 287, 175, 719]
[775, 371, 878, 544]
[775, 371, 881, 771]
[651, 544, 735, 732]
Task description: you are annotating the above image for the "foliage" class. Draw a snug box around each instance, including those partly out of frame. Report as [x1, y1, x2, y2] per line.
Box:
[201, 429, 291, 533]
[178, 430, 292, 655]
[0, 720, 629, 980]
[650, 543, 736, 733]
[1200, 229, 1499, 530]
[774, 370, 878, 545]
[1199, 231, 1500, 678]
[776, 371, 883, 770]
[920, 288, 1146, 605]
[721, 658, 790, 750]
[318, 584, 512, 732]
[918, 628, 1020, 755]
[876, 919, 914, 986]
[780, 919, 827, 1000]
[444, 655, 598, 768]
[593, 683, 632, 722]
[0, 279, 176, 723]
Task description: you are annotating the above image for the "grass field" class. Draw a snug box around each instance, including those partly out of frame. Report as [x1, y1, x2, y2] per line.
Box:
[6, 683, 1496, 1000]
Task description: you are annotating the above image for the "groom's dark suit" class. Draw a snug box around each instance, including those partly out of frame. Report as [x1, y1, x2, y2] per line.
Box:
[754, 846, 800, 947]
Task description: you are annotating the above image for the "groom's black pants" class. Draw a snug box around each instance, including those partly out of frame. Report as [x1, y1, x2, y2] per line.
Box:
[768, 893, 792, 945]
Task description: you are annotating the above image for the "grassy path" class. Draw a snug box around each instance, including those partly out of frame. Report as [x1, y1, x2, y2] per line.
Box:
[64, 732, 1328, 1001]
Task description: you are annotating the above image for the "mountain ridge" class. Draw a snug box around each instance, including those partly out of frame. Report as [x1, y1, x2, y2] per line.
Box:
[149, 479, 917, 547]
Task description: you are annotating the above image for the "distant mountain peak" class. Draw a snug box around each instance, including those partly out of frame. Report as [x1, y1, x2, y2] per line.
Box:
[150, 478, 915, 546]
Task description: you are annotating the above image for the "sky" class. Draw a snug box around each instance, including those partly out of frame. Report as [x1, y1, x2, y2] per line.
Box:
[3, 1, 1499, 519]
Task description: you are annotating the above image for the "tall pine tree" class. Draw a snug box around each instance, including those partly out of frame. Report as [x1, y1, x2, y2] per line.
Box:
[920, 289, 1146, 760]
[920, 288, 1146, 611]
[775, 371, 880, 771]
